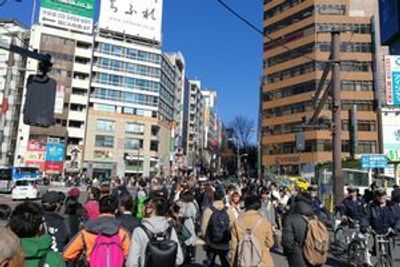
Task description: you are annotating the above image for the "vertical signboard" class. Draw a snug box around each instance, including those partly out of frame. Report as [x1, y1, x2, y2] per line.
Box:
[54, 85, 65, 114]
[385, 55, 400, 106]
[99, 0, 163, 42]
[39, 0, 95, 34]
[382, 111, 400, 177]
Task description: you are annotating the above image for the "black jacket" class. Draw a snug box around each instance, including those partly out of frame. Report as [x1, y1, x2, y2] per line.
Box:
[282, 199, 315, 267]
[43, 211, 70, 252]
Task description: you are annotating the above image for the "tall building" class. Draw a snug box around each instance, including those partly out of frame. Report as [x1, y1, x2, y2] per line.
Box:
[15, 0, 95, 175]
[201, 90, 219, 167]
[262, 0, 380, 176]
[185, 80, 204, 168]
[83, 0, 176, 179]
[0, 19, 29, 166]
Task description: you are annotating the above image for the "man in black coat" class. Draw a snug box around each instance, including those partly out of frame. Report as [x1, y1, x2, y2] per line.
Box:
[282, 192, 315, 267]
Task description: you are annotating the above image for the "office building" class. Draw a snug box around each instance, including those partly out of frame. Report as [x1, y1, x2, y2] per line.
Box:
[201, 90, 219, 168]
[262, 0, 380, 176]
[0, 19, 29, 166]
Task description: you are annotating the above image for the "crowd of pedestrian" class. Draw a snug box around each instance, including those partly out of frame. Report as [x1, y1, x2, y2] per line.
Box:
[2, 175, 384, 267]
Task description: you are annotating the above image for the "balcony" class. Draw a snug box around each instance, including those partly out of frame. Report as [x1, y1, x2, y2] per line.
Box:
[68, 110, 87, 122]
[70, 94, 89, 105]
[68, 127, 85, 139]
[75, 47, 92, 58]
[74, 62, 91, 74]
[72, 78, 90, 89]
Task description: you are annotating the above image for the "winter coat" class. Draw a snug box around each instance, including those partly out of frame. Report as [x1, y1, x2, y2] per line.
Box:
[229, 210, 275, 267]
[340, 196, 365, 222]
[126, 216, 184, 267]
[282, 199, 315, 267]
[43, 211, 70, 252]
[63, 214, 131, 262]
[182, 201, 198, 246]
[201, 200, 236, 251]
[361, 201, 397, 234]
[21, 234, 66, 267]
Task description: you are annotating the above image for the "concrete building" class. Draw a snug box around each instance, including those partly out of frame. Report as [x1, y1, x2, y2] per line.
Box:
[0, 19, 29, 166]
[201, 90, 219, 167]
[14, 23, 93, 175]
[185, 80, 204, 168]
[262, 0, 381, 176]
[84, 28, 176, 179]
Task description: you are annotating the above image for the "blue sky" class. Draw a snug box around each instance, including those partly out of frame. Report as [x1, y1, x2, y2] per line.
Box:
[0, 0, 263, 126]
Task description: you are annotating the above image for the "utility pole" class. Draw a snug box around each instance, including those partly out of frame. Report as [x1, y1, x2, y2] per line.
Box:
[332, 31, 344, 207]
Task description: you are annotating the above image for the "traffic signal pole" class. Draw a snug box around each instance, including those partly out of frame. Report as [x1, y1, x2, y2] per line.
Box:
[332, 31, 344, 207]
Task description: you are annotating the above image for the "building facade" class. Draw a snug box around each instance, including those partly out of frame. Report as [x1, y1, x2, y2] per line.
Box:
[0, 19, 29, 166]
[262, 0, 380, 176]
[84, 29, 175, 179]
[14, 24, 93, 175]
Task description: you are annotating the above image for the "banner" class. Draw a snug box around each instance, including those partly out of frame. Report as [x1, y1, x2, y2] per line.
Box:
[99, 0, 163, 42]
[54, 85, 65, 114]
[385, 56, 400, 106]
[39, 0, 95, 34]
[45, 142, 65, 162]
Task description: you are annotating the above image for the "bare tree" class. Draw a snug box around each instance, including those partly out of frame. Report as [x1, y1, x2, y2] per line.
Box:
[230, 115, 255, 149]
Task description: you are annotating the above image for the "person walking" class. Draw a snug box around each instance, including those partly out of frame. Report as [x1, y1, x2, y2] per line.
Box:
[201, 189, 236, 267]
[230, 195, 275, 267]
[282, 192, 316, 267]
[126, 196, 183, 267]
[0, 227, 25, 267]
[117, 194, 140, 233]
[63, 195, 131, 266]
[180, 190, 198, 263]
[84, 186, 101, 221]
[10, 202, 66, 267]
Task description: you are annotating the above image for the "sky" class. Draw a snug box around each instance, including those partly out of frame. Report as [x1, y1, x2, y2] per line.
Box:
[0, 0, 263, 126]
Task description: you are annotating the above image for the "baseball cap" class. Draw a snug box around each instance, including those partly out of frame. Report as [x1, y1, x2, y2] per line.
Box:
[68, 188, 81, 199]
[42, 191, 62, 205]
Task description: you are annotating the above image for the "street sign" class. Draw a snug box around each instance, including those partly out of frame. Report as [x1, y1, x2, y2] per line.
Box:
[360, 154, 388, 169]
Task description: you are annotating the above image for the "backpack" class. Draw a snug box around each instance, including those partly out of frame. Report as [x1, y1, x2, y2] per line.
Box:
[139, 225, 178, 267]
[302, 215, 329, 266]
[237, 218, 263, 267]
[136, 190, 148, 220]
[89, 234, 124, 267]
[206, 206, 231, 244]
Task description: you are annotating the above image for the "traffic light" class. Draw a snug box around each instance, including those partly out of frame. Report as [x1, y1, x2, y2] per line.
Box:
[23, 74, 56, 127]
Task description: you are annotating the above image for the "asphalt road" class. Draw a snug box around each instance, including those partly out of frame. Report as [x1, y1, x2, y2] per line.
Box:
[2, 186, 400, 266]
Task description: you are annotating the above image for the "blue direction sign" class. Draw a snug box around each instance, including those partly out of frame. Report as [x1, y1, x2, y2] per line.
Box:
[360, 154, 388, 169]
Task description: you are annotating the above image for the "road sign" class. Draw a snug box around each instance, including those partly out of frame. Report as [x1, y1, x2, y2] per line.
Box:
[360, 154, 388, 169]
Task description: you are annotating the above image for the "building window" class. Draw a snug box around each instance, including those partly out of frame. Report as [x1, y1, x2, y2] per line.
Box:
[95, 135, 114, 148]
[125, 139, 143, 150]
[93, 103, 116, 113]
[96, 120, 115, 132]
[126, 123, 145, 135]
[315, 4, 346, 15]
[150, 141, 159, 152]
[151, 125, 160, 136]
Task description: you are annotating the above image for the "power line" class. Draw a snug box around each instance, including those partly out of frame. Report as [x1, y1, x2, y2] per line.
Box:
[214, 0, 316, 62]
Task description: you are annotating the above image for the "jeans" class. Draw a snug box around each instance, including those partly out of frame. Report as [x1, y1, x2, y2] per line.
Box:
[205, 246, 229, 267]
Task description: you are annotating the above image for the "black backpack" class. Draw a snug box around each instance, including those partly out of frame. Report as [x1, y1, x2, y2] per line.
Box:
[206, 206, 231, 244]
[140, 225, 178, 267]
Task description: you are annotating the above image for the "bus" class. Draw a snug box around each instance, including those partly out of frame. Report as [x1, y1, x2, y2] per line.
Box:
[0, 167, 41, 193]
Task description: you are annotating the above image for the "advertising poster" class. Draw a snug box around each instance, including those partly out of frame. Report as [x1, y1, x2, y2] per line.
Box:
[25, 138, 47, 171]
[99, 0, 163, 42]
[54, 85, 65, 114]
[39, 0, 95, 34]
[45, 142, 65, 162]
[385, 55, 400, 106]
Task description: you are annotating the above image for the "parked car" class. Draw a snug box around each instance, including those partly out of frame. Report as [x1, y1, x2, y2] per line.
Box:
[12, 179, 47, 200]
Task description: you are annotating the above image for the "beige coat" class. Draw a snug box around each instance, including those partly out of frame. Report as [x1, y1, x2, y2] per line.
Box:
[201, 200, 236, 251]
[229, 210, 275, 267]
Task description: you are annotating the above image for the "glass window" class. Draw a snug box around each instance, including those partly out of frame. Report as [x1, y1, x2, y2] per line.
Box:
[96, 120, 115, 132]
[125, 139, 143, 150]
[95, 135, 114, 148]
[126, 123, 145, 134]
[93, 103, 116, 113]
[150, 141, 159, 152]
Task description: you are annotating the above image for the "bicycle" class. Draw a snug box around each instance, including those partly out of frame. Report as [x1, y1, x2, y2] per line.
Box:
[333, 217, 360, 256]
[371, 229, 395, 267]
[347, 230, 370, 267]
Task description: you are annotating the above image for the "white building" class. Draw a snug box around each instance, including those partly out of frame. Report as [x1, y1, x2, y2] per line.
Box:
[0, 19, 29, 166]
[14, 23, 93, 174]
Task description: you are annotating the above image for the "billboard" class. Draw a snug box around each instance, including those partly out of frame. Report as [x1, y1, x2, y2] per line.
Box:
[384, 56, 400, 106]
[45, 142, 65, 162]
[39, 0, 95, 34]
[25, 138, 47, 170]
[99, 0, 163, 42]
[379, 0, 400, 45]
